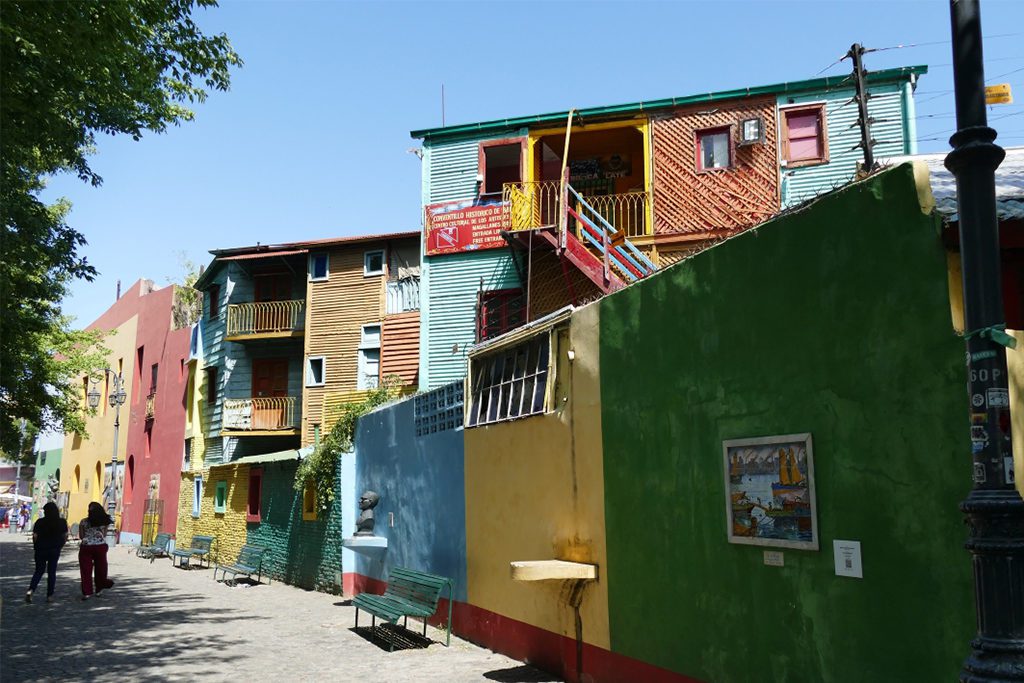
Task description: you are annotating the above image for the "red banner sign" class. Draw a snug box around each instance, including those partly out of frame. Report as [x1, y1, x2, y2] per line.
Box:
[424, 201, 508, 256]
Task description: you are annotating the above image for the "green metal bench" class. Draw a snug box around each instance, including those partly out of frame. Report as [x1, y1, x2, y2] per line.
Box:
[136, 532, 172, 563]
[171, 534, 214, 569]
[214, 544, 269, 585]
[353, 567, 454, 649]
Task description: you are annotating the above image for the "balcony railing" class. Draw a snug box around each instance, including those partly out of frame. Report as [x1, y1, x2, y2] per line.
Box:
[585, 191, 649, 238]
[386, 278, 420, 314]
[145, 392, 156, 420]
[226, 300, 305, 338]
[503, 181, 651, 237]
[222, 396, 299, 432]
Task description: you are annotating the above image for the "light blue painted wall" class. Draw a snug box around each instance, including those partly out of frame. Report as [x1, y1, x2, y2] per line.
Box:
[779, 81, 911, 208]
[200, 266, 229, 461]
[419, 131, 525, 390]
[352, 393, 467, 601]
[421, 251, 520, 389]
[340, 447, 357, 577]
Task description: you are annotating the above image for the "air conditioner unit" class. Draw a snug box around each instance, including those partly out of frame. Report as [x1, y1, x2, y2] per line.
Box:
[738, 117, 765, 146]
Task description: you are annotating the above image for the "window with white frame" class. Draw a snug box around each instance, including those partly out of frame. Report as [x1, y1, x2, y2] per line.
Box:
[357, 325, 381, 389]
[467, 333, 551, 427]
[306, 356, 326, 386]
[309, 253, 329, 281]
[363, 250, 385, 277]
[192, 475, 203, 518]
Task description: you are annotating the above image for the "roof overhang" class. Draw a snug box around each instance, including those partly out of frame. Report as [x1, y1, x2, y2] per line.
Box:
[412, 65, 927, 142]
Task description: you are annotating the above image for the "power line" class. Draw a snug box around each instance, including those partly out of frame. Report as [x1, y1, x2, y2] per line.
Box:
[931, 55, 1024, 68]
[987, 66, 1024, 82]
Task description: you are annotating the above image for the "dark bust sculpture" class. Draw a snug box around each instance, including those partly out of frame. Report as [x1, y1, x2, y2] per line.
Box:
[355, 490, 380, 536]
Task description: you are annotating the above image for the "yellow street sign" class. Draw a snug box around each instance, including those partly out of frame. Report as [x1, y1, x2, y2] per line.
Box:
[985, 83, 1013, 105]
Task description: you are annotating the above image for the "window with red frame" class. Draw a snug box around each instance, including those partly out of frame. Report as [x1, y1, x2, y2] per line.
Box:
[247, 467, 263, 522]
[781, 105, 828, 166]
[478, 289, 526, 341]
[696, 126, 732, 171]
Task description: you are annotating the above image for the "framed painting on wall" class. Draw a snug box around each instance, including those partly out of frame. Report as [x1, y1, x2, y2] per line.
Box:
[722, 433, 818, 550]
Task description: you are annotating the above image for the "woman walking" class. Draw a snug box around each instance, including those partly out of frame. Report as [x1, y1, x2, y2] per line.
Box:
[79, 502, 115, 600]
[25, 502, 69, 603]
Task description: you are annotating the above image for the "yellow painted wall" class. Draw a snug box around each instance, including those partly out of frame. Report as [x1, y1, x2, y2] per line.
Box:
[61, 315, 138, 524]
[177, 463, 250, 564]
[176, 356, 208, 546]
[464, 303, 610, 649]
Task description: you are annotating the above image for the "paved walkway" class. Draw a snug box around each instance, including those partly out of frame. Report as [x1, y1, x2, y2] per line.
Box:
[0, 534, 559, 682]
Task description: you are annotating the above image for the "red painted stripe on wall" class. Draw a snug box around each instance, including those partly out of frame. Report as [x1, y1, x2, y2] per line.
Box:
[341, 573, 704, 683]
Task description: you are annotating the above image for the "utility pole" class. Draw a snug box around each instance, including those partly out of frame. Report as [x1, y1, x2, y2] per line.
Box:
[848, 43, 876, 173]
[943, 1, 1024, 681]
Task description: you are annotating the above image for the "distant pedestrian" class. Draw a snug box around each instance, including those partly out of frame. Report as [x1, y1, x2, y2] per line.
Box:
[78, 502, 115, 600]
[19, 504, 30, 532]
[25, 502, 69, 603]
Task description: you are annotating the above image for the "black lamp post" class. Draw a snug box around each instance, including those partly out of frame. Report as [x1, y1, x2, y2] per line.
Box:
[943, 1, 1024, 680]
[88, 370, 127, 548]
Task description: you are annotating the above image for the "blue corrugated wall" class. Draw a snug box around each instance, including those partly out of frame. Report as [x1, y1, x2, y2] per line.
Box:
[779, 82, 911, 208]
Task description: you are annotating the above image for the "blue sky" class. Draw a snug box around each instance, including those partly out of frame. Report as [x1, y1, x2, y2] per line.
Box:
[45, 0, 1024, 328]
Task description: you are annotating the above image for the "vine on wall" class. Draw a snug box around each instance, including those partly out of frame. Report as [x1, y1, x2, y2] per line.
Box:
[293, 375, 402, 509]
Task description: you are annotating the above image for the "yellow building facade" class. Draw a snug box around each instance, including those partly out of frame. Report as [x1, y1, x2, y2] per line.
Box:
[60, 314, 138, 525]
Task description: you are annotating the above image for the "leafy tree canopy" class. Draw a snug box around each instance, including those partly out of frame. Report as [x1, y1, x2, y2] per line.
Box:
[0, 0, 241, 454]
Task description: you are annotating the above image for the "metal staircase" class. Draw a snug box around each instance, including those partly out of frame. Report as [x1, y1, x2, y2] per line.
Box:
[502, 177, 658, 295]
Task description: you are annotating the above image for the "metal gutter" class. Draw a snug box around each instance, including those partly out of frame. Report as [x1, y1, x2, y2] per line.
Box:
[411, 66, 928, 142]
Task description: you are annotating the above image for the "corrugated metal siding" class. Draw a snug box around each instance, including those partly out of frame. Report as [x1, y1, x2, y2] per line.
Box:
[382, 311, 420, 386]
[781, 83, 907, 208]
[426, 139, 480, 204]
[420, 250, 520, 389]
[422, 129, 526, 205]
[302, 243, 386, 445]
[201, 268, 229, 460]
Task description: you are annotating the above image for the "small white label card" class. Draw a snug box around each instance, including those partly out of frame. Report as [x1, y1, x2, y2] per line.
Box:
[833, 539, 863, 578]
[763, 550, 784, 567]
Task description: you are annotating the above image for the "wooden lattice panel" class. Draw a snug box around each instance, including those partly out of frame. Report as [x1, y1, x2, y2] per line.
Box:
[652, 97, 779, 235]
[527, 249, 603, 321]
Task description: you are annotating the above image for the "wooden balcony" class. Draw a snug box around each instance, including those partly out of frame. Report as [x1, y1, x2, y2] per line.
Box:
[226, 300, 305, 341]
[221, 396, 300, 436]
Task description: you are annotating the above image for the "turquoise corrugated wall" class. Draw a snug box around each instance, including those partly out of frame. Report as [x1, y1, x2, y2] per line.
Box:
[421, 250, 519, 388]
[419, 131, 524, 389]
[779, 82, 910, 208]
[201, 267, 228, 463]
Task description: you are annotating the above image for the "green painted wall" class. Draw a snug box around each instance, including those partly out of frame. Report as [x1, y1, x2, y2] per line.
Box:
[246, 461, 344, 592]
[599, 164, 974, 682]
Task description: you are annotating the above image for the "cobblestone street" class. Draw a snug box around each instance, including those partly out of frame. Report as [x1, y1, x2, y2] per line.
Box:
[0, 534, 558, 682]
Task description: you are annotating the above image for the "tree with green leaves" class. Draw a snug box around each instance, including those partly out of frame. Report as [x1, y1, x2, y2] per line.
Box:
[0, 1, 241, 455]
